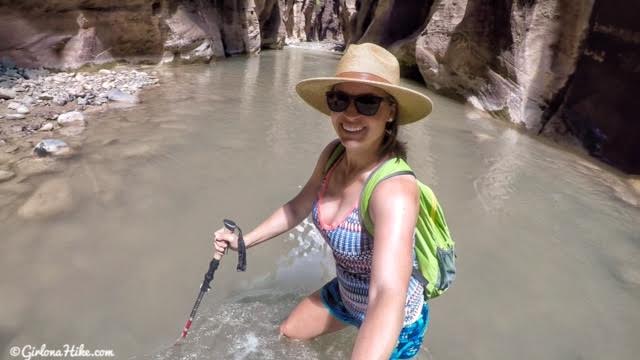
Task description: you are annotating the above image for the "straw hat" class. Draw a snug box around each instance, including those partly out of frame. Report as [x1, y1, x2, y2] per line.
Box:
[296, 43, 433, 125]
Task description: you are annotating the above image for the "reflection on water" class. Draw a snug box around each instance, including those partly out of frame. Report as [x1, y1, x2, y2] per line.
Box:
[473, 129, 521, 212]
[1, 48, 639, 360]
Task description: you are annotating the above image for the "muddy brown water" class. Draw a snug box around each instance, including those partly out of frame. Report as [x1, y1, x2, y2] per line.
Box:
[1, 48, 639, 360]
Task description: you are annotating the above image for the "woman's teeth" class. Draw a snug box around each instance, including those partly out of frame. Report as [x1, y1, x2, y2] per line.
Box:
[342, 124, 364, 133]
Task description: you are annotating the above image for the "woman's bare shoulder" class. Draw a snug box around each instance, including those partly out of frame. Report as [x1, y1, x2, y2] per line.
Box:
[370, 174, 419, 208]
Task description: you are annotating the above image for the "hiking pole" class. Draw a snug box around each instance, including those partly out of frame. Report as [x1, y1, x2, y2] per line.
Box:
[177, 219, 247, 341]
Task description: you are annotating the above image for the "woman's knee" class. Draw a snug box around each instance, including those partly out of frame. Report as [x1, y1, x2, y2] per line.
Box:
[279, 317, 309, 340]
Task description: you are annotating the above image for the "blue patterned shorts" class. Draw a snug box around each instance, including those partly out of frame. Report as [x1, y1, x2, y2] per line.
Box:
[320, 278, 429, 359]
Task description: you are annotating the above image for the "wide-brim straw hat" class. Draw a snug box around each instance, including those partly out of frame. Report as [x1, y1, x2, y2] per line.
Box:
[296, 43, 433, 125]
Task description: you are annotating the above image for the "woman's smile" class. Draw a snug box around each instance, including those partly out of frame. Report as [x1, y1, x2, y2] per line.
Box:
[341, 123, 365, 133]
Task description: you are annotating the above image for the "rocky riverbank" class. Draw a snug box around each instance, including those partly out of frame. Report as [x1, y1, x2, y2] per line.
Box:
[0, 60, 160, 218]
[0, 59, 158, 176]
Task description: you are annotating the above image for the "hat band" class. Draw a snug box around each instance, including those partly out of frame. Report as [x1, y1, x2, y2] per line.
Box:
[334, 71, 393, 84]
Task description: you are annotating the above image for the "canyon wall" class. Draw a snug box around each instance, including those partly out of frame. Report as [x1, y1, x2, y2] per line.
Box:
[0, 0, 637, 173]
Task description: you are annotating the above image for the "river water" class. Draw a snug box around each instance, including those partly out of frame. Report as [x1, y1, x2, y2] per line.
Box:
[1, 48, 639, 360]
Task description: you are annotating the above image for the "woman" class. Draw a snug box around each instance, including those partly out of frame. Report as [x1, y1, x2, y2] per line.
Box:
[214, 43, 434, 359]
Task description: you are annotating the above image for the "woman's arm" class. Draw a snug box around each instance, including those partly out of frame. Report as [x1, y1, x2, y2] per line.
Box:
[214, 140, 340, 255]
[351, 174, 419, 360]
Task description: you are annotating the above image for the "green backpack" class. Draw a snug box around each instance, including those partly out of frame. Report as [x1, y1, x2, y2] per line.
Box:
[325, 143, 456, 300]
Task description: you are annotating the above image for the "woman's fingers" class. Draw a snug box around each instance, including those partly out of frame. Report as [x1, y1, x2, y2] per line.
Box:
[214, 230, 238, 249]
[213, 228, 238, 259]
[214, 238, 228, 252]
[213, 228, 229, 258]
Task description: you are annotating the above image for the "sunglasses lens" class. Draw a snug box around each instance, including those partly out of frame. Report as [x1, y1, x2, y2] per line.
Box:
[354, 95, 383, 116]
[326, 91, 385, 116]
[326, 91, 349, 112]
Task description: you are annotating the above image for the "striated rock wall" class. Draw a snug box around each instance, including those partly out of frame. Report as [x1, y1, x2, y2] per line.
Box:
[0, 0, 280, 68]
[345, 0, 638, 174]
[0, 0, 164, 68]
[412, 0, 592, 131]
[0, 0, 343, 67]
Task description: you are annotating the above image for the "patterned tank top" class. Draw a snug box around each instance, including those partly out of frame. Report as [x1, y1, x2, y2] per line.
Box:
[312, 156, 424, 326]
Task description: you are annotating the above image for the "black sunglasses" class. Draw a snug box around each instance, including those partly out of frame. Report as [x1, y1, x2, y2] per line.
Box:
[325, 90, 395, 116]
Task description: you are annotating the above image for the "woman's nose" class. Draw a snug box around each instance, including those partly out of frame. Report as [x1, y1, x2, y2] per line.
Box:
[343, 100, 360, 118]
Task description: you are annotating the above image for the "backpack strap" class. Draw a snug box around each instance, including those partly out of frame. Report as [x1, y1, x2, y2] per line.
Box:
[358, 158, 427, 284]
[323, 141, 345, 174]
[358, 158, 415, 236]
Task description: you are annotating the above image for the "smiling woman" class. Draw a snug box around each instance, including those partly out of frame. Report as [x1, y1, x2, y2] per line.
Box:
[213, 43, 441, 359]
[327, 82, 397, 157]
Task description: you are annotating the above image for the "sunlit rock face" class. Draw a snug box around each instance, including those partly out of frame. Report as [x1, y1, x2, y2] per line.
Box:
[411, 0, 593, 131]
[346, 0, 638, 174]
[0, 0, 343, 68]
[0, 0, 164, 69]
[0, 0, 275, 68]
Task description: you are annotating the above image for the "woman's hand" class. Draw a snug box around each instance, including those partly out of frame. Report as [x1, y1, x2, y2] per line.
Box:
[213, 227, 239, 259]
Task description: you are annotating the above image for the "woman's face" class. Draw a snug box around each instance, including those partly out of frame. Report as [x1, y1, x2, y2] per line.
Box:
[329, 82, 396, 153]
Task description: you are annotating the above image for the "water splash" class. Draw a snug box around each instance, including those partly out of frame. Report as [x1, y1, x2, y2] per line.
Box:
[141, 291, 355, 360]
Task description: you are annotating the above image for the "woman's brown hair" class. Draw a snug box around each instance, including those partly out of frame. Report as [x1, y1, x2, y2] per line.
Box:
[378, 97, 407, 160]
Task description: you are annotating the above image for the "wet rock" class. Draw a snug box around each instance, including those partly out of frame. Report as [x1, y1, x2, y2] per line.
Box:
[57, 111, 85, 126]
[18, 178, 73, 219]
[0, 88, 15, 99]
[33, 139, 71, 157]
[14, 157, 64, 177]
[16, 104, 30, 114]
[23, 68, 49, 80]
[106, 89, 139, 104]
[43, 112, 59, 120]
[52, 95, 68, 106]
[39, 122, 54, 131]
[179, 40, 216, 63]
[161, 51, 175, 64]
[67, 86, 84, 97]
[0, 170, 15, 182]
[20, 95, 34, 106]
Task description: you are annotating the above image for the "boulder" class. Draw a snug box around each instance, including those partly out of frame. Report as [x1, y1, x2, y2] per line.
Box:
[0, 88, 15, 99]
[106, 88, 139, 104]
[33, 139, 72, 157]
[18, 178, 73, 219]
[57, 110, 85, 126]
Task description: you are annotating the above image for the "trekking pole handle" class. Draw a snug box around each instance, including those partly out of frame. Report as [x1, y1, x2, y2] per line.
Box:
[212, 219, 246, 272]
[222, 219, 247, 272]
[212, 220, 235, 261]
